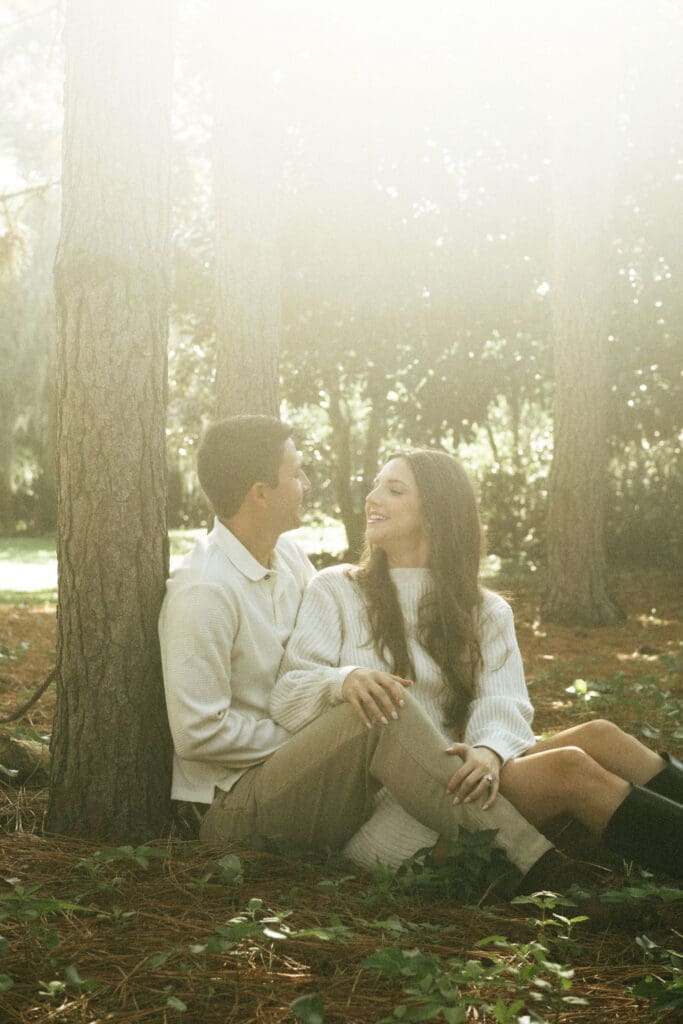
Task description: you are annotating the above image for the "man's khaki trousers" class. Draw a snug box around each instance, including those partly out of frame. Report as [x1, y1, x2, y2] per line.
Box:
[200, 690, 552, 876]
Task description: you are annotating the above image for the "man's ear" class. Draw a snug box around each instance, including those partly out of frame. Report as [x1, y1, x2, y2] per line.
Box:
[245, 481, 270, 508]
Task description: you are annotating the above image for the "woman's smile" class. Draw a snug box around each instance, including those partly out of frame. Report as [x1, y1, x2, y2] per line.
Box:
[364, 457, 429, 567]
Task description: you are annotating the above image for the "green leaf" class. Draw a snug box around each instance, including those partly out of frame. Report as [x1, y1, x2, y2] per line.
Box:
[145, 950, 174, 970]
[215, 853, 243, 884]
[0, 973, 13, 992]
[166, 995, 187, 1012]
[442, 1007, 467, 1024]
[290, 992, 325, 1023]
[65, 964, 84, 986]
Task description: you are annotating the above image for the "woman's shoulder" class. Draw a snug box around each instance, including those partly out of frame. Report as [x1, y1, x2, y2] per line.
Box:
[309, 563, 358, 591]
[479, 588, 514, 623]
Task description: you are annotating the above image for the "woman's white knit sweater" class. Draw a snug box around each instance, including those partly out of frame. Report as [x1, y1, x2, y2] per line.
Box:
[271, 564, 536, 870]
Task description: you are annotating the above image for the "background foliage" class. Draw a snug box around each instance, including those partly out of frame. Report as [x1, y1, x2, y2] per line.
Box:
[1, 0, 681, 567]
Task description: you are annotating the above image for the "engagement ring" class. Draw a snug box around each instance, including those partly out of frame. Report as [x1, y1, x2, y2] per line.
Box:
[484, 773, 494, 784]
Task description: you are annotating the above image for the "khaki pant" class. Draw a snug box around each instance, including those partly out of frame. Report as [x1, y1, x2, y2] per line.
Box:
[200, 691, 551, 875]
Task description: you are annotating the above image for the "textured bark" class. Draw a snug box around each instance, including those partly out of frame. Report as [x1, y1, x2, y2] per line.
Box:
[212, 3, 281, 418]
[47, 0, 174, 841]
[0, 390, 14, 530]
[0, 271, 18, 530]
[542, 16, 625, 627]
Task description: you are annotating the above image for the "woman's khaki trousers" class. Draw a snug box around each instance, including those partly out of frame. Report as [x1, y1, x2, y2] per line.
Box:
[201, 690, 551, 876]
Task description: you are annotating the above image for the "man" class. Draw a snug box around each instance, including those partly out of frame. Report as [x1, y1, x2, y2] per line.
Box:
[159, 414, 578, 894]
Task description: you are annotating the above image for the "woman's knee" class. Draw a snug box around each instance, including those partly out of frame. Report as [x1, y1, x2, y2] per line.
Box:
[572, 718, 624, 750]
[544, 745, 601, 786]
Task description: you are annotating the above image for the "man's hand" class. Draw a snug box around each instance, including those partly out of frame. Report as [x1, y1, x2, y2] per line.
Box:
[446, 743, 502, 810]
[341, 669, 413, 728]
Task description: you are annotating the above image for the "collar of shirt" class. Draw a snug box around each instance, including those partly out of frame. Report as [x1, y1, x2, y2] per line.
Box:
[209, 517, 280, 583]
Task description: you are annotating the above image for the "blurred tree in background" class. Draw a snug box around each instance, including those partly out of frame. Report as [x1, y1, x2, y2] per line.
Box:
[1, 0, 681, 581]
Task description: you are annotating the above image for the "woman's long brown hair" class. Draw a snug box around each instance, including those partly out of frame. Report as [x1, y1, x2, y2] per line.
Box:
[350, 449, 483, 734]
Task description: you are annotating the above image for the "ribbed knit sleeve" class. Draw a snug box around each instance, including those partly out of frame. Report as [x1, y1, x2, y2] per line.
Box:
[464, 592, 535, 763]
[270, 570, 361, 733]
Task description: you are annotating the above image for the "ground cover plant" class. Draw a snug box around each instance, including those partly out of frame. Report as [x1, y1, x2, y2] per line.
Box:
[0, 569, 681, 1022]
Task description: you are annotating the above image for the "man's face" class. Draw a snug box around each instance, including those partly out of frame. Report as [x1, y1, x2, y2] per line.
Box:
[266, 438, 311, 533]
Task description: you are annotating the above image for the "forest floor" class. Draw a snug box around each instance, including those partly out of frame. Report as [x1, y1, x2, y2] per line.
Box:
[0, 570, 681, 1023]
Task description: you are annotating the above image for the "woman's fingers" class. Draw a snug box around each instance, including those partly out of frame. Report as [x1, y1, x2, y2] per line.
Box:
[342, 670, 413, 726]
[455, 770, 496, 805]
[445, 742, 500, 807]
[481, 777, 499, 810]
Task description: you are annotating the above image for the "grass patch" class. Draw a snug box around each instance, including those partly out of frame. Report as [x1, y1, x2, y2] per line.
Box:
[0, 590, 57, 607]
[0, 523, 348, 604]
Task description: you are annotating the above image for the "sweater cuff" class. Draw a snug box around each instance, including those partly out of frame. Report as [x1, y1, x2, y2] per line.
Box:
[471, 733, 527, 766]
[329, 666, 363, 704]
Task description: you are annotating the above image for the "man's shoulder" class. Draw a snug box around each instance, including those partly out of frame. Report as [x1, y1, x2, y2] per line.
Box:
[275, 534, 315, 582]
[164, 533, 241, 602]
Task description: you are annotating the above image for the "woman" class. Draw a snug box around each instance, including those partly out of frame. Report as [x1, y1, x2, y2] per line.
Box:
[271, 449, 682, 878]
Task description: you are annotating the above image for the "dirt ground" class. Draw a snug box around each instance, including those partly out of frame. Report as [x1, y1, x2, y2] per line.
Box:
[0, 572, 681, 1024]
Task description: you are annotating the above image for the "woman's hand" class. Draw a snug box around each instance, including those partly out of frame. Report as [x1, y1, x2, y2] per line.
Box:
[341, 669, 413, 728]
[445, 743, 502, 810]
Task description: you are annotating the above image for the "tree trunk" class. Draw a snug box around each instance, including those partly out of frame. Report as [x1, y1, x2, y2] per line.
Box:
[327, 386, 365, 559]
[0, 387, 14, 531]
[47, 0, 174, 841]
[212, 3, 281, 418]
[0, 264, 18, 531]
[542, 13, 625, 627]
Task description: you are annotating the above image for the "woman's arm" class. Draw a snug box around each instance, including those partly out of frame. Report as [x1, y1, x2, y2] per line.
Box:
[270, 572, 361, 733]
[463, 593, 536, 763]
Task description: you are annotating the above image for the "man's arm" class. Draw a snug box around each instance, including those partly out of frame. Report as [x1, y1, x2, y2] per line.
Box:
[161, 582, 289, 767]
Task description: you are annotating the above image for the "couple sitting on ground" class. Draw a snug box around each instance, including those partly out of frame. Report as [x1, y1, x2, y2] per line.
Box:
[158, 414, 682, 908]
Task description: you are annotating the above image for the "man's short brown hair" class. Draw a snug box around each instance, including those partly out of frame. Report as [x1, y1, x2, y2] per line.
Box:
[197, 415, 293, 519]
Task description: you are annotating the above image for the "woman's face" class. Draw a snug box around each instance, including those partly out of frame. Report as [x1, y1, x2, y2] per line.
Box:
[365, 457, 429, 567]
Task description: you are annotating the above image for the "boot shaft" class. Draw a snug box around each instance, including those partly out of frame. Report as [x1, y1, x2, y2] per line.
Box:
[603, 784, 683, 881]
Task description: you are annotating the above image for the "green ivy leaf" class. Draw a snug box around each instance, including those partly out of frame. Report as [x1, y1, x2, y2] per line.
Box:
[290, 992, 324, 1024]
[166, 995, 187, 1012]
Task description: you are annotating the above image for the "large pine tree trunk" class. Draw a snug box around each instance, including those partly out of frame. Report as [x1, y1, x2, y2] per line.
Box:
[212, 3, 281, 418]
[542, 12, 625, 627]
[47, 0, 174, 841]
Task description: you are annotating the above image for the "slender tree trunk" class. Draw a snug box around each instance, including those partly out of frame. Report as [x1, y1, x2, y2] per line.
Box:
[327, 385, 364, 558]
[47, 0, 174, 841]
[542, 13, 625, 627]
[0, 390, 14, 531]
[212, 3, 281, 418]
[0, 267, 18, 530]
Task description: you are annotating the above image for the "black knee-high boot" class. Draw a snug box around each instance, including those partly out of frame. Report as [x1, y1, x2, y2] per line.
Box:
[645, 753, 683, 805]
[603, 785, 683, 880]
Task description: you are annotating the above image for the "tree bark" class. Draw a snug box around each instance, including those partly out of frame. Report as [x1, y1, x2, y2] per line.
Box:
[0, 260, 18, 531]
[542, 13, 625, 627]
[47, 0, 174, 841]
[212, 3, 281, 418]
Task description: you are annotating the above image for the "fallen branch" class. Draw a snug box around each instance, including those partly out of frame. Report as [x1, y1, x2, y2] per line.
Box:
[0, 666, 57, 723]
